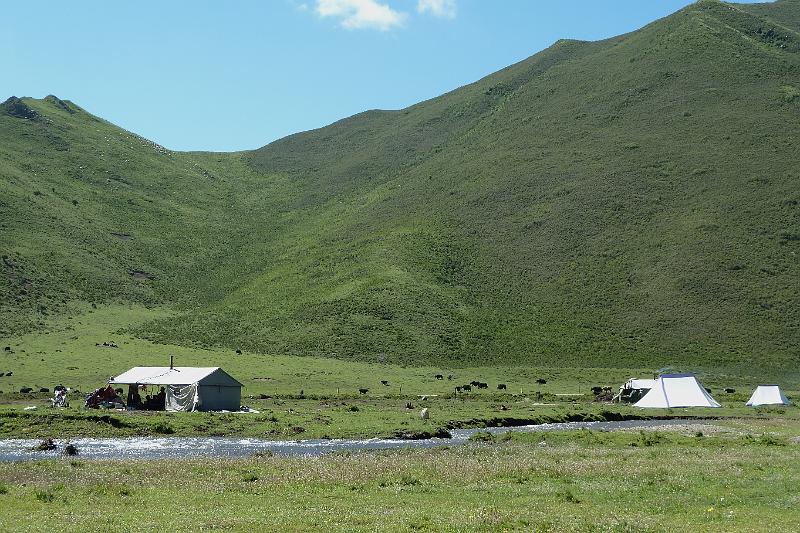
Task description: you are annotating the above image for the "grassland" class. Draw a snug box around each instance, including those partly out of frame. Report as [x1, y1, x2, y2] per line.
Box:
[0, 304, 797, 440]
[2, 0, 799, 371]
[1, 420, 799, 531]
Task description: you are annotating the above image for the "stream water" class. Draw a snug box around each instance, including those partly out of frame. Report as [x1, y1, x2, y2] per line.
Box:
[0, 419, 701, 462]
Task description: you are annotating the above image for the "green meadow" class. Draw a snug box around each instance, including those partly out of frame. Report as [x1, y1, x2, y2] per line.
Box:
[2, 1, 800, 529]
[0, 304, 798, 440]
[1, 421, 799, 531]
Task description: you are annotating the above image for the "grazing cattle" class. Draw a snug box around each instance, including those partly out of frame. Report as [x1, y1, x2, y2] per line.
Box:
[6, 371, 12, 376]
[39, 387, 50, 393]
[405, 402, 414, 409]
[235, 349, 242, 355]
[420, 408, 429, 421]
[381, 380, 389, 386]
[455, 386, 463, 393]
[462, 385, 472, 392]
[497, 383, 507, 390]
[591, 386, 603, 394]
[0, 372, 4, 377]
[724, 388, 736, 394]
[476, 382, 488, 389]
[3, 346, 10, 351]
[435, 374, 444, 380]
[470, 381, 480, 387]
[358, 388, 369, 394]
[20, 387, 33, 394]
[536, 379, 547, 385]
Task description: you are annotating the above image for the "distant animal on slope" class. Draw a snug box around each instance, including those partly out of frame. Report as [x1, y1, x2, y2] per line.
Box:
[462, 385, 472, 392]
[497, 383, 507, 390]
[359, 388, 369, 394]
[381, 380, 389, 386]
[435, 374, 443, 380]
[725, 388, 736, 393]
[476, 382, 488, 389]
[536, 379, 547, 385]
[420, 408, 429, 421]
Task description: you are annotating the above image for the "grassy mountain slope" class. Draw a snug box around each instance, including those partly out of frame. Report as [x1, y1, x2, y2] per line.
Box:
[1, 0, 799, 373]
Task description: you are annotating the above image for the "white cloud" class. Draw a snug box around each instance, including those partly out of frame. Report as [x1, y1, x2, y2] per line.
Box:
[417, 0, 456, 19]
[315, 0, 407, 31]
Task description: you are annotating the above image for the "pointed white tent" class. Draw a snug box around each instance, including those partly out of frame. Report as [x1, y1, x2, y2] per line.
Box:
[634, 373, 720, 408]
[746, 385, 789, 407]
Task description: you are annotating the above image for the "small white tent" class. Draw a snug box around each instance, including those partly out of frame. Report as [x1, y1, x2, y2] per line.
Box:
[746, 385, 789, 407]
[634, 373, 720, 408]
[110, 367, 243, 412]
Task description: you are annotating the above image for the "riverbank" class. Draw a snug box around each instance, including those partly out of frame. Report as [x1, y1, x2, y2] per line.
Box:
[2, 393, 794, 441]
[1, 419, 798, 531]
[0, 419, 718, 461]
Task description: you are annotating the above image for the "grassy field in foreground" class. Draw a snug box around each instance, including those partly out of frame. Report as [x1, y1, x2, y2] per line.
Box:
[1, 420, 799, 531]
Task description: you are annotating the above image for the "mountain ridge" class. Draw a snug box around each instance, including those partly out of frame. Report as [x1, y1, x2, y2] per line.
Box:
[1, 0, 798, 374]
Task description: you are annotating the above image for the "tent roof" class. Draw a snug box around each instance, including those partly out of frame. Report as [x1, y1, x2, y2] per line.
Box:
[110, 367, 243, 387]
[623, 378, 658, 390]
[746, 385, 789, 406]
[634, 374, 720, 408]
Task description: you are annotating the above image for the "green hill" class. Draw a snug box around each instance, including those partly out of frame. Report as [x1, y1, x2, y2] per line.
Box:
[1, 0, 798, 374]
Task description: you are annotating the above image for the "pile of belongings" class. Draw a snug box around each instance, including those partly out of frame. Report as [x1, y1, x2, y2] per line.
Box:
[84, 384, 125, 409]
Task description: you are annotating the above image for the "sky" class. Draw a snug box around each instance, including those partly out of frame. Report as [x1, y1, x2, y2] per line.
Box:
[1, 0, 760, 152]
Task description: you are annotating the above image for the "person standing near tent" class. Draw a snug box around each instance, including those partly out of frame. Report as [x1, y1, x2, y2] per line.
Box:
[127, 385, 142, 409]
[154, 387, 166, 410]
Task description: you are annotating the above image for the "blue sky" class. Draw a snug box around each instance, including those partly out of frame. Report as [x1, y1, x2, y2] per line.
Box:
[2, 0, 756, 151]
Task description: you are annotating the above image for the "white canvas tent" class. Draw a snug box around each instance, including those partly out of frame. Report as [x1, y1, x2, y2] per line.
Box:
[634, 373, 720, 408]
[110, 367, 243, 412]
[746, 385, 789, 407]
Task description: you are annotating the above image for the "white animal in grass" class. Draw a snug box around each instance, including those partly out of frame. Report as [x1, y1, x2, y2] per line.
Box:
[420, 408, 429, 421]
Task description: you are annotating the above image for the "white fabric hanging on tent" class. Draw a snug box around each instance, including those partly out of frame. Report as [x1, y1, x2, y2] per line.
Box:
[634, 374, 720, 408]
[165, 383, 200, 412]
[746, 385, 789, 406]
